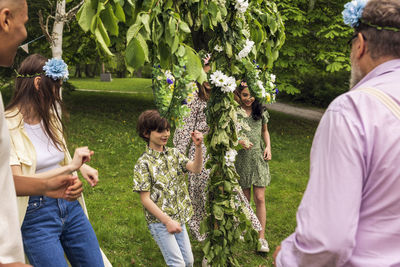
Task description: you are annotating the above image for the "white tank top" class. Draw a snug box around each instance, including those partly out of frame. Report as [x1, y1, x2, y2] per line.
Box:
[24, 122, 65, 174]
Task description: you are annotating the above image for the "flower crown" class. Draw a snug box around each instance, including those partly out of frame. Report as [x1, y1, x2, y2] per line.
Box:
[43, 58, 69, 81]
[15, 58, 69, 81]
[342, 0, 400, 32]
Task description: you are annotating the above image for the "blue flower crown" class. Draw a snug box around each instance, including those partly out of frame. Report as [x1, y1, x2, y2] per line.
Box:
[342, 0, 368, 28]
[342, 0, 400, 32]
[43, 58, 69, 81]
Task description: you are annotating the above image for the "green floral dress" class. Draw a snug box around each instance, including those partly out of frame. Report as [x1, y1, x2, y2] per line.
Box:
[235, 110, 271, 188]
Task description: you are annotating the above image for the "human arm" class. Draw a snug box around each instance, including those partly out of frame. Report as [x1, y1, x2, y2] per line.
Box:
[276, 106, 364, 266]
[262, 123, 271, 160]
[0, 263, 32, 267]
[185, 130, 203, 174]
[13, 174, 82, 200]
[139, 191, 182, 233]
[261, 111, 271, 160]
[11, 147, 93, 180]
[79, 164, 98, 187]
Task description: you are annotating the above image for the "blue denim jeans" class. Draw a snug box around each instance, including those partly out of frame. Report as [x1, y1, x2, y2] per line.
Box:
[21, 196, 104, 267]
[148, 223, 194, 267]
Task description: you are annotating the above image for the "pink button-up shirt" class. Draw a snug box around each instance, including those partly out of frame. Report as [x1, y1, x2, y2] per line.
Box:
[277, 59, 400, 266]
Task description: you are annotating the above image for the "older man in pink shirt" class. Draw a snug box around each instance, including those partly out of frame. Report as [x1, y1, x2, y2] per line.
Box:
[274, 0, 400, 266]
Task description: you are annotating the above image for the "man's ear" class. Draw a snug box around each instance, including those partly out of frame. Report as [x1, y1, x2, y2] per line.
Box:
[0, 8, 12, 33]
[355, 32, 367, 59]
[34, 77, 41, 90]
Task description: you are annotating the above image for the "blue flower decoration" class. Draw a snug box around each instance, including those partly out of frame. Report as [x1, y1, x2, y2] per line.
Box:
[342, 0, 368, 27]
[166, 78, 174, 85]
[275, 88, 279, 94]
[43, 58, 69, 81]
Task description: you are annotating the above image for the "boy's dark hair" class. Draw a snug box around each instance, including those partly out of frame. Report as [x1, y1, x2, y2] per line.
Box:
[137, 110, 170, 143]
[236, 82, 266, 121]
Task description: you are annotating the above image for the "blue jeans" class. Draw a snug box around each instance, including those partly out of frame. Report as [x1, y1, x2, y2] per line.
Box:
[21, 196, 104, 267]
[148, 223, 194, 267]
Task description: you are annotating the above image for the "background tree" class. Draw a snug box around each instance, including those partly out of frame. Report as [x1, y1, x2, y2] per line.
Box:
[275, 0, 352, 106]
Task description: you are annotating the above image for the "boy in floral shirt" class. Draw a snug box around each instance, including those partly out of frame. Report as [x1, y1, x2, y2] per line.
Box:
[133, 110, 203, 267]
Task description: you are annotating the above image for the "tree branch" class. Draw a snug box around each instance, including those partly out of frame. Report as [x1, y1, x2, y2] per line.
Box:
[38, 10, 54, 45]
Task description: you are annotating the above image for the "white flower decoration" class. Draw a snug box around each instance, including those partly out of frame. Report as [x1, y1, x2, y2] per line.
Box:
[237, 39, 254, 59]
[235, 0, 249, 13]
[225, 149, 238, 166]
[210, 70, 228, 87]
[270, 74, 276, 83]
[214, 45, 223, 52]
[221, 76, 236, 93]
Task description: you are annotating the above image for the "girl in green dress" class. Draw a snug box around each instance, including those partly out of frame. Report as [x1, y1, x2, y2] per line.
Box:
[234, 83, 272, 253]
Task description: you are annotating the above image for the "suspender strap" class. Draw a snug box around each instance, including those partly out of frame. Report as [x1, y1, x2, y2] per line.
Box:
[357, 87, 400, 120]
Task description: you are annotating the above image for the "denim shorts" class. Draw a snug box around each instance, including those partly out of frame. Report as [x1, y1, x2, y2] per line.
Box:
[148, 223, 194, 267]
[21, 196, 104, 267]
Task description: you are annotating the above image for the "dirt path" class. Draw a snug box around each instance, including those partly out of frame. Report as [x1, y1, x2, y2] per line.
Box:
[267, 102, 324, 121]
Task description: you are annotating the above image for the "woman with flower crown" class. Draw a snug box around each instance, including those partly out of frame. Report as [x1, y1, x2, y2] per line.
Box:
[5, 54, 111, 267]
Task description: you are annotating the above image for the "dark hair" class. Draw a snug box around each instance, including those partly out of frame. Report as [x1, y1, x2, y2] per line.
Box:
[197, 81, 211, 102]
[6, 54, 66, 151]
[356, 0, 400, 59]
[137, 110, 170, 143]
[235, 82, 266, 121]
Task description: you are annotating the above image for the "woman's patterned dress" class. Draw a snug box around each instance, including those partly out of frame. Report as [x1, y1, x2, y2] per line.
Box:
[173, 92, 262, 241]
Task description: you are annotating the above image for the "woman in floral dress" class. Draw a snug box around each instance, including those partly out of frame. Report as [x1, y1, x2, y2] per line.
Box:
[173, 82, 262, 242]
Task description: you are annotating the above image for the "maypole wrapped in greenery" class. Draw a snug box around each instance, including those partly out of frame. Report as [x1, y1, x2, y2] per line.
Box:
[77, 0, 284, 265]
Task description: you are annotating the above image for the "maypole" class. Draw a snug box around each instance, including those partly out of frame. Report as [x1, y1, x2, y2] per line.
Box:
[77, 0, 285, 265]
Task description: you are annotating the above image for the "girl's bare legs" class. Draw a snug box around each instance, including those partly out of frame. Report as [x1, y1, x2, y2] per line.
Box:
[243, 188, 251, 202]
[253, 186, 266, 239]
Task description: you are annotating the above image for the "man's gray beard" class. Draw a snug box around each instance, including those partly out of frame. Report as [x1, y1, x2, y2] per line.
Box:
[349, 62, 364, 89]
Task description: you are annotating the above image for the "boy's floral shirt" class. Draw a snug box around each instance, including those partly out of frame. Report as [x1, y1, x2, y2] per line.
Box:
[133, 146, 193, 224]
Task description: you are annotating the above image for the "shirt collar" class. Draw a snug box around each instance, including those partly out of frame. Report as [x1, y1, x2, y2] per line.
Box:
[146, 146, 170, 159]
[352, 59, 400, 90]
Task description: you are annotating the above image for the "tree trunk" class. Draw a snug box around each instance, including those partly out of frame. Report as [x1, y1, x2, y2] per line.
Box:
[51, 0, 66, 59]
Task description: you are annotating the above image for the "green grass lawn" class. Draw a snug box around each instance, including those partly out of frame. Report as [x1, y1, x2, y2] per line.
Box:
[69, 77, 152, 93]
[60, 77, 319, 266]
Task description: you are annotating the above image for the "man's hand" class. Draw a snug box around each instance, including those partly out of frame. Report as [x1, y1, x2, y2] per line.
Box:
[165, 219, 182, 234]
[191, 130, 203, 147]
[80, 164, 99, 187]
[273, 245, 281, 266]
[44, 174, 82, 201]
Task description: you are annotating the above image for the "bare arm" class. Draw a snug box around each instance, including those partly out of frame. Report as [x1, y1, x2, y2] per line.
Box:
[139, 191, 182, 233]
[262, 124, 272, 161]
[12, 168, 83, 201]
[185, 131, 203, 174]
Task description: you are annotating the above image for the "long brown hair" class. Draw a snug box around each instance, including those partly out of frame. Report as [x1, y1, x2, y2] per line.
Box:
[197, 81, 211, 101]
[6, 54, 66, 151]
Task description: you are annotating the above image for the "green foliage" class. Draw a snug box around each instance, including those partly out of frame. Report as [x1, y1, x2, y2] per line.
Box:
[274, 0, 353, 102]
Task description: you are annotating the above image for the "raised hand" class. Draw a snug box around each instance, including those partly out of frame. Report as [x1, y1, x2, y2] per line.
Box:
[191, 130, 203, 147]
[70, 147, 94, 171]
